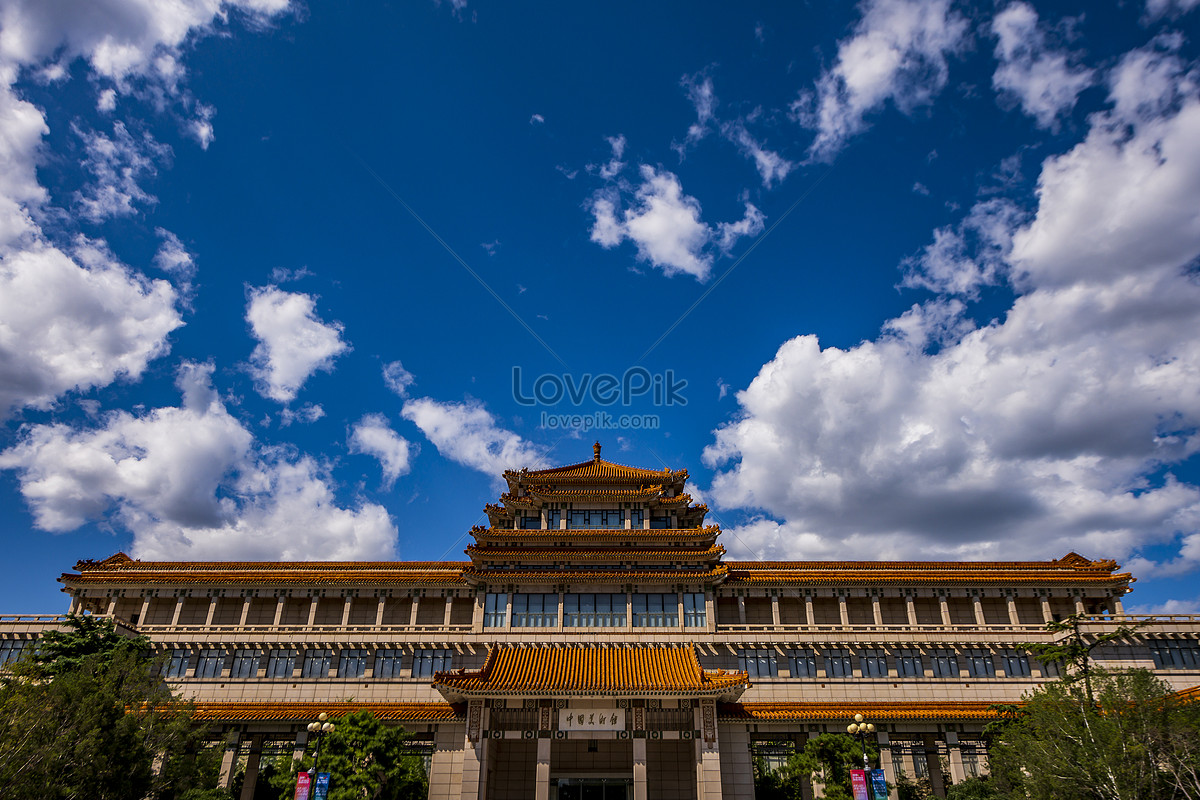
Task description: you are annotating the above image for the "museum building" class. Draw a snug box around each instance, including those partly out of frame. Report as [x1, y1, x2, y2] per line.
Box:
[3, 443, 1200, 800]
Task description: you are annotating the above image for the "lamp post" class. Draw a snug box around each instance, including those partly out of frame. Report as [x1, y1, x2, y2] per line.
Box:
[846, 713, 876, 772]
[306, 712, 336, 787]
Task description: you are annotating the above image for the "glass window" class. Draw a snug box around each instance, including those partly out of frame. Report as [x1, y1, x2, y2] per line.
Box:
[601, 510, 624, 528]
[230, 649, 260, 678]
[683, 593, 706, 627]
[965, 649, 995, 677]
[511, 593, 558, 627]
[338, 649, 368, 678]
[1035, 658, 1060, 677]
[632, 594, 678, 627]
[265, 650, 296, 678]
[162, 648, 190, 678]
[1000, 650, 1031, 677]
[413, 648, 452, 677]
[375, 649, 404, 678]
[738, 648, 778, 678]
[860, 649, 888, 677]
[931, 649, 959, 678]
[649, 515, 670, 529]
[568, 510, 612, 529]
[0, 639, 28, 667]
[519, 516, 540, 529]
[302, 648, 333, 678]
[547, 509, 561, 529]
[1150, 638, 1200, 668]
[195, 648, 224, 678]
[895, 649, 924, 677]
[788, 648, 817, 677]
[564, 594, 626, 627]
[484, 593, 508, 628]
[629, 509, 644, 528]
[825, 648, 853, 678]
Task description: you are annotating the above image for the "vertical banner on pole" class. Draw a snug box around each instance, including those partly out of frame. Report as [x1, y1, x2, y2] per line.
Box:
[293, 772, 311, 800]
[869, 769, 889, 800]
[850, 769, 870, 800]
[312, 772, 331, 800]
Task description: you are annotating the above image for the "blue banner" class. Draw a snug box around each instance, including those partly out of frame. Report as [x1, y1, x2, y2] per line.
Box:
[312, 772, 331, 800]
[870, 768, 888, 800]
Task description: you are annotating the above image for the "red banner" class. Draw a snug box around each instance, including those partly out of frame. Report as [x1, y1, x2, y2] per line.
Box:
[850, 769, 870, 800]
[293, 772, 311, 800]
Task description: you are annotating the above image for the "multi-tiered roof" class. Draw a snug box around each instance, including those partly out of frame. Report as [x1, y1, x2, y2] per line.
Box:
[465, 443, 723, 587]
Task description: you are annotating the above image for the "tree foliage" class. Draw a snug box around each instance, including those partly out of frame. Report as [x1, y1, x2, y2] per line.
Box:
[1022, 614, 1145, 704]
[754, 732, 879, 800]
[0, 615, 217, 799]
[269, 711, 427, 800]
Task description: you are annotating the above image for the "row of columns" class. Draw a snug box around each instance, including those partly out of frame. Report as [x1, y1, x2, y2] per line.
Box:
[731, 593, 1092, 627]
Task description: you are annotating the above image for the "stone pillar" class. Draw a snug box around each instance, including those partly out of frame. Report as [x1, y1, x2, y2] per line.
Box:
[804, 596, 814, 626]
[1075, 597, 1086, 616]
[273, 597, 285, 627]
[138, 597, 151, 626]
[239, 734, 264, 800]
[872, 596, 883, 627]
[218, 731, 241, 790]
[106, 597, 118, 617]
[877, 733, 899, 800]
[427, 722, 466, 800]
[205, 597, 218, 627]
[1041, 597, 1053, 623]
[535, 737, 552, 800]
[696, 700, 723, 800]
[946, 732, 966, 786]
[170, 597, 184, 627]
[905, 595, 918, 626]
[409, 597, 421, 628]
[839, 596, 850, 627]
[973, 597, 986, 626]
[923, 734, 945, 798]
[737, 596, 746, 625]
[444, 596, 454, 627]
[771, 596, 781, 627]
[239, 598, 251, 628]
[292, 730, 308, 764]
[307, 596, 319, 627]
[375, 596, 387, 627]
[472, 594, 485, 632]
[939, 597, 952, 627]
[459, 703, 489, 800]
[1114, 596, 1125, 615]
[706, 593, 717, 633]
[1006, 596, 1020, 626]
[341, 597, 353, 627]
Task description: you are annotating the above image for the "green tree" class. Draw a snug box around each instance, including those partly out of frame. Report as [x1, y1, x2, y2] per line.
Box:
[0, 614, 216, 799]
[782, 732, 878, 800]
[1022, 614, 1145, 704]
[269, 711, 427, 800]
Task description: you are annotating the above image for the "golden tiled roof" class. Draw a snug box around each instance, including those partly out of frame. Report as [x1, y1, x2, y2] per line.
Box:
[503, 445, 687, 487]
[471, 525, 720, 541]
[718, 701, 1004, 721]
[462, 566, 729, 584]
[1174, 685, 1200, 704]
[64, 554, 467, 586]
[433, 644, 747, 698]
[466, 545, 725, 561]
[190, 701, 460, 722]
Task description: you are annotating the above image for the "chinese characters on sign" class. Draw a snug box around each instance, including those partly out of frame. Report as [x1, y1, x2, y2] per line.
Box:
[558, 706, 626, 731]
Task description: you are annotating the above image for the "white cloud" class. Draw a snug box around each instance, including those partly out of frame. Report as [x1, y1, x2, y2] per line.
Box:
[1143, 0, 1200, 20]
[382, 360, 416, 397]
[349, 414, 414, 486]
[588, 165, 764, 281]
[529, 113, 544, 125]
[1126, 597, 1200, 615]
[152, 227, 195, 279]
[245, 285, 350, 403]
[401, 397, 544, 477]
[795, 0, 968, 161]
[278, 402, 324, 427]
[0, 362, 396, 561]
[74, 121, 170, 222]
[674, 73, 717, 156]
[902, 199, 1022, 297]
[991, 3, 1095, 130]
[722, 121, 794, 188]
[705, 41, 1200, 573]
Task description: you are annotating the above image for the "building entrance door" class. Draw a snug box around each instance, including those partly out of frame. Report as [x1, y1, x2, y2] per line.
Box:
[554, 777, 632, 800]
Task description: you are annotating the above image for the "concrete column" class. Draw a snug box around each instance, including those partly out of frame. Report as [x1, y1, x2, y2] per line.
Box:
[341, 597, 353, 627]
[218, 731, 241, 790]
[706, 593, 717, 633]
[1075, 597, 1087, 616]
[239, 598, 251, 628]
[771, 596, 781, 627]
[292, 730, 308, 763]
[923, 734, 945, 798]
[239, 734, 264, 800]
[633, 736, 648, 800]
[872, 596, 883, 627]
[204, 597, 218, 627]
[472, 594, 485, 632]
[427, 722, 466, 800]
[737, 596, 746, 625]
[696, 701, 723, 800]
[106, 598, 117, 617]
[946, 733, 966, 785]
[409, 597, 421, 628]
[535, 737, 552, 800]
[459, 705, 489, 800]
[444, 596, 454, 627]
[273, 597, 285, 627]
[1006, 596, 1020, 626]
[839, 596, 850, 627]
[375, 596, 387, 627]
[170, 597, 184, 627]
[939, 597, 952, 627]
[307, 597, 319, 628]
[906, 596, 918, 626]
[1041, 597, 1054, 623]
[138, 597, 151, 626]
[1114, 597, 1125, 615]
[878, 733, 899, 800]
[804, 596, 814, 626]
[973, 597, 986, 626]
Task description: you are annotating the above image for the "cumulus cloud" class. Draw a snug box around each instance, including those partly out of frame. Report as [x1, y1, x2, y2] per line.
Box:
[74, 121, 171, 222]
[588, 164, 765, 281]
[382, 360, 416, 397]
[0, 362, 395, 560]
[278, 402, 324, 427]
[401, 397, 544, 477]
[991, 3, 1095, 130]
[245, 285, 350, 403]
[152, 227, 195, 279]
[349, 414, 414, 486]
[705, 40, 1200, 574]
[795, 0, 968, 161]
[901, 199, 1023, 297]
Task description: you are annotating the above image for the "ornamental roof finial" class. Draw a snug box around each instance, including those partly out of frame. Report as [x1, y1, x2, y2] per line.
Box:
[593, 441, 602, 462]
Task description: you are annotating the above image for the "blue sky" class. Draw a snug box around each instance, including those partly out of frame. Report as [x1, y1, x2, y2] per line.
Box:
[2, 0, 1200, 614]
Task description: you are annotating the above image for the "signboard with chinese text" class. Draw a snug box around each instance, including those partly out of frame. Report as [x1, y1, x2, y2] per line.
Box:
[558, 707, 626, 732]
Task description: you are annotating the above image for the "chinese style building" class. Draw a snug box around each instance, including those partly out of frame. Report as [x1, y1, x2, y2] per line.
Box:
[3, 443, 1200, 800]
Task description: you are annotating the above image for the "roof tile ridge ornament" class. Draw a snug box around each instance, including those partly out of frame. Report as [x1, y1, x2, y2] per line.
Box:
[594, 441, 602, 462]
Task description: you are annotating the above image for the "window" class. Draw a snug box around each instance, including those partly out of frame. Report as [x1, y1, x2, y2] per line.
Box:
[483, 593, 508, 628]
[738, 648, 778, 678]
[1035, 658, 1060, 677]
[825, 648, 853, 677]
[547, 509, 561, 529]
[195, 648, 224, 678]
[338, 649, 369, 678]
[568, 510, 618, 529]
[931, 649, 959, 678]
[683, 593, 706, 627]
[413, 648, 452, 677]
[564, 594, 626, 627]
[265, 650, 296, 678]
[965, 649, 995, 677]
[788, 648, 817, 677]
[0, 639, 28, 667]
[1000, 650, 1030, 677]
[752, 741, 796, 775]
[629, 509, 643, 528]
[511, 593, 558, 627]
[375, 649, 404, 678]
[302, 648, 333, 678]
[649, 515, 671, 529]
[895, 649, 924, 677]
[632, 594, 678, 627]
[230, 649, 260, 678]
[519, 516, 541, 529]
[860, 649, 888, 677]
[162, 648, 190, 678]
[1150, 638, 1200, 669]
